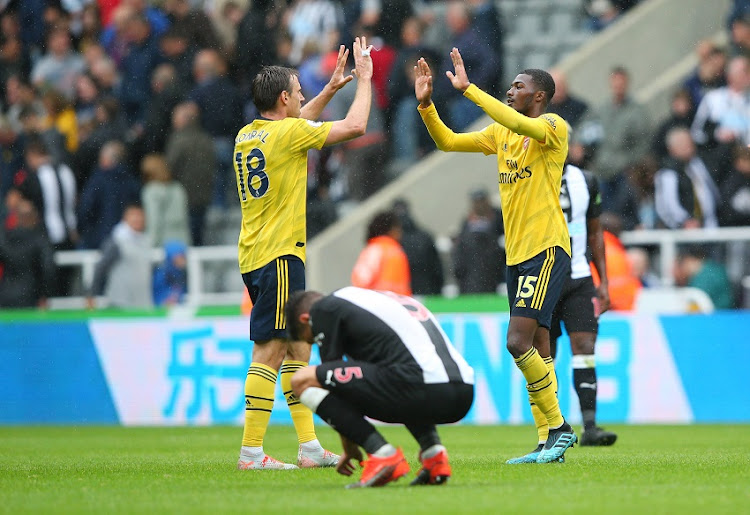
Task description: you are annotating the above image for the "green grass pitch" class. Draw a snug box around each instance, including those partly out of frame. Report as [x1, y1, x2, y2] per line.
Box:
[1, 425, 748, 514]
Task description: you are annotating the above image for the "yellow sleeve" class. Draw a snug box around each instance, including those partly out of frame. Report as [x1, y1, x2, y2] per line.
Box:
[417, 103, 496, 155]
[290, 119, 334, 153]
[463, 84, 551, 143]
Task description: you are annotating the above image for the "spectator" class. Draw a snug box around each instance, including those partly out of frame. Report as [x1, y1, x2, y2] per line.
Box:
[189, 49, 243, 208]
[359, 0, 415, 48]
[88, 203, 153, 308]
[163, 0, 222, 52]
[327, 54, 387, 201]
[674, 246, 734, 309]
[468, 0, 504, 62]
[77, 141, 141, 249]
[234, 0, 278, 95]
[118, 13, 163, 124]
[285, 0, 342, 66]
[611, 155, 658, 231]
[16, 135, 77, 297]
[18, 106, 67, 167]
[4, 76, 45, 133]
[74, 73, 102, 138]
[89, 55, 120, 98]
[78, 3, 104, 52]
[591, 212, 641, 310]
[548, 69, 589, 130]
[720, 144, 750, 226]
[654, 127, 720, 229]
[130, 64, 186, 163]
[152, 239, 188, 306]
[682, 42, 727, 107]
[729, 14, 750, 59]
[72, 97, 126, 189]
[388, 16, 440, 171]
[0, 14, 31, 97]
[585, 0, 622, 31]
[140, 153, 191, 247]
[351, 210, 411, 296]
[30, 25, 85, 100]
[691, 55, 750, 159]
[651, 88, 695, 161]
[18, 135, 77, 253]
[435, 1, 498, 130]
[0, 198, 55, 308]
[392, 198, 444, 296]
[41, 89, 78, 156]
[100, 0, 170, 57]
[590, 66, 651, 204]
[159, 27, 197, 91]
[165, 102, 216, 246]
[627, 247, 660, 287]
[452, 189, 504, 294]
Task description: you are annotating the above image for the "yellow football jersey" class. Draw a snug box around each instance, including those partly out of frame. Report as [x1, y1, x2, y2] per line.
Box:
[418, 87, 571, 266]
[234, 117, 332, 273]
[467, 113, 571, 265]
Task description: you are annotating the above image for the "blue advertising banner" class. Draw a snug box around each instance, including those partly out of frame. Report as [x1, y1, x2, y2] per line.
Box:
[1, 313, 748, 425]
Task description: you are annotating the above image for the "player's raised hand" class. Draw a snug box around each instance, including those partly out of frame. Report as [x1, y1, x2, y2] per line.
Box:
[352, 36, 374, 81]
[414, 57, 433, 107]
[327, 45, 354, 91]
[446, 47, 471, 92]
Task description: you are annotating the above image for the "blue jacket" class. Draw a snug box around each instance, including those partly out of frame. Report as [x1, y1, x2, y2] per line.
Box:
[152, 240, 187, 306]
[78, 165, 141, 250]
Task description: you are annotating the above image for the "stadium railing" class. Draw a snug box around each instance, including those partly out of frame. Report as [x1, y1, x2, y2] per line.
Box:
[49, 226, 750, 309]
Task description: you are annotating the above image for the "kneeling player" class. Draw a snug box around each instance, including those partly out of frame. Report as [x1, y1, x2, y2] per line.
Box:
[285, 287, 475, 488]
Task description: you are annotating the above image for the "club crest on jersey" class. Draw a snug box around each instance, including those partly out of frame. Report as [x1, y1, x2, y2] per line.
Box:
[503, 143, 508, 153]
[306, 120, 324, 128]
[523, 137, 530, 150]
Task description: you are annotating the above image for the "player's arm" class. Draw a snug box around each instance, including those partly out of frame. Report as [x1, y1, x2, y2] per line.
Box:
[323, 37, 373, 147]
[414, 58, 493, 153]
[445, 48, 548, 143]
[300, 45, 353, 121]
[584, 172, 610, 313]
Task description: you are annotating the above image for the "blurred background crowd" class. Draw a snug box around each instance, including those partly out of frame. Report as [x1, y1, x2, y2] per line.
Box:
[2, 0, 749, 311]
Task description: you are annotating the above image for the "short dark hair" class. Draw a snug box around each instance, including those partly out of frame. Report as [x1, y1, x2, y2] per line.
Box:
[252, 65, 297, 113]
[521, 68, 555, 105]
[24, 133, 49, 156]
[366, 210, 400, 242]
[611, 66, 629, 78]
[284, 290, 323, 341]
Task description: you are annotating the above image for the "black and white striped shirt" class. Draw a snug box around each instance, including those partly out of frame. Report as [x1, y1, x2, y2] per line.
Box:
[559, 165, 601, 280]
[310, 287, 474, 385]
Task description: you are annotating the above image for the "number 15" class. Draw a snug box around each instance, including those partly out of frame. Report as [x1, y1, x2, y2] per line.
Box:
[516, 275, 538, 299]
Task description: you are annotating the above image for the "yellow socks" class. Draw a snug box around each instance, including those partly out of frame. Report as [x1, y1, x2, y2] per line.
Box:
[515, 348, 564, 429]
[241, 362, 277, 448]
[280, 360, 317, 444]
[529, 356, 558, 442]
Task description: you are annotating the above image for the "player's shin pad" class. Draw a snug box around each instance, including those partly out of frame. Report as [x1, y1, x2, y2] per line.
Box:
[515, 348, 564, 428]
[281, 361, 316, 444]
[242, 362, 277, 447]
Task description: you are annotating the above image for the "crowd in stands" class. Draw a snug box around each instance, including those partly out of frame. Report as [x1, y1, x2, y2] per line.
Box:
[0, 0, 513, 307]
[3, 0, 744, 310]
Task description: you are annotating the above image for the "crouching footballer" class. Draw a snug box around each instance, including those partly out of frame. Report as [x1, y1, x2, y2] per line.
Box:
[286, 287, 475, 488]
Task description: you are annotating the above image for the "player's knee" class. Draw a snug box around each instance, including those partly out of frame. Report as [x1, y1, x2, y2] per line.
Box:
[571, 335, 596, 355]
[506, 331, 531, 358]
